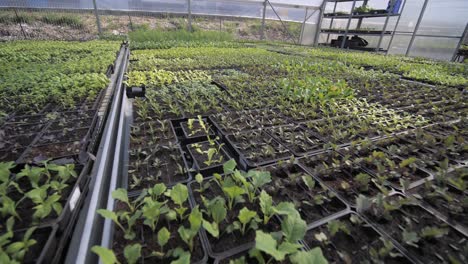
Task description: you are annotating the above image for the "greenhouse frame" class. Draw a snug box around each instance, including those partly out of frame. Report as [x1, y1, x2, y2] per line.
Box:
[0, 0, 467, 264]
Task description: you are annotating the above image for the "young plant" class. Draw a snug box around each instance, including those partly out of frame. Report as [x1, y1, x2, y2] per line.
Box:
[178, 206, 202, 252]
[201, 196, 226, 238]
[221, 177, 246, 210]
[166, 183, 189, 221]
[25, 185, 62, 222]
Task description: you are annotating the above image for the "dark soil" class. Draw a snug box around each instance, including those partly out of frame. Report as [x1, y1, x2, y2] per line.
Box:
[180, 118, 215, 138]
[210, 111, 258, 135]
[187, 141, 229, 171]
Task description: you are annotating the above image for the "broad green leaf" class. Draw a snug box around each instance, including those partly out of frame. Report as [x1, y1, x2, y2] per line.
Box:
[210, 197, 227, 224]
[249, 171, 272, 189]
[203, 219, 219, 238]
[402, 229, 420, 248]
[238, 207, 257, 225]
[223, 159, 237, 174]
[168, 184, 189, 206]
[171, 247, 191, 264]
[274, 202, 300, 217]
[157, 227, 170, 248]
[282, 214, 307, 243]
[112, 189, 130, 206]
[150, 183, 167, 198]
[290, 247, 328, 264]
[195, 173, 203, 184]
[91, 246, 120, 264]
[255, 230, 287, 261]
[124, 244, 142, 264]
[0, 162, 14, 183]
[302, 175, 316, 190]
[259, 190, 274, 224]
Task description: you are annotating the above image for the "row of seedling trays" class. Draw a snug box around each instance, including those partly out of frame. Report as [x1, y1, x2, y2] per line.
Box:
[113, 95, 467, 262]
[0, 64, 118, 263]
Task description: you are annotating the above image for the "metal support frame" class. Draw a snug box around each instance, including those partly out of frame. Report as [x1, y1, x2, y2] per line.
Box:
[13, 8, 27, 38]
[406, 0, 429, 56]
[326, 1, 338, 43]
[261, 0, 267, 40]
[376, 11, 391, 52]
[341, 0, 358, 48]
[386, 0, 407, 55]
[451, 23, 468, 62]
[92, 0, 102, 35]
[313, 1, 326, 46]
[188, 0, 192, 31]
[299, 7, 308, 44]
[266, 0, 297, 44]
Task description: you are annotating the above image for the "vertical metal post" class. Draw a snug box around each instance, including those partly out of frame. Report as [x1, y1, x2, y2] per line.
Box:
[326, 1, 338, 43]
[406, 0, 429, 56]
[386, 0, 407, 55]
[376, 14, 391, 52]
[313, 1, 326, 46]
[299, 7, 309, 44]
[356, 0, 368, 30]
[452, 23, 468, 62]
[261, 0, 267, 40]
[341, 0, 358, 48]
[188, 0, 192, 31]
[13, 8, 27, 38]
[92, 0, 102, 35]
[128, 15, 134, 31]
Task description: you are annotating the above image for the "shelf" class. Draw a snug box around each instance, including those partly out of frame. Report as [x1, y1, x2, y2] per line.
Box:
[320, 43, 387, 53]
[324, 13, 399, 19]
[321, 29, 393, 36]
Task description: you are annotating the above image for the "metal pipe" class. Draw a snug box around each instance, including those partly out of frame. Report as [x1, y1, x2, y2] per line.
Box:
[326, 1, 338, 43]
[341, 0, 358, 49]
[376, 14, 391, 52]
[13, 8, 27, 38]
[313, 1, 327, 46]
[386, 0, 408, 55]
[406, 0, 429, 56]
[267, 0, 297, 44]
[92, 0, 102, 35]
[299, 7, 309, 44]
[261, 0, 267, 40]
[451, 23, 468, 62]
[188, 0, 192, 31]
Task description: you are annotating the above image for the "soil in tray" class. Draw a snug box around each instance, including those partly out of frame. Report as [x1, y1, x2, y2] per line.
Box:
[210, 111, 258, 134]
[48, 118, 93, 131]
[304, 214, 410, 264]
[364, 196, 468, 263]
[266, 125, 326, 155]
[314, 165, 382, 206]
[130, 121, 176, 149]
[227, 131, 291, 166]
[180, 118, 215, 138]
[0, 147, 26, 162]
[22, 142, 82, 163]
[246, 108, 287, 127]
[127, 145, 188, 190]
[191, 180, 281, 255]
[2, 123, 43, 137]
[0, 133, 37, 150]
[299, 151, 346, 176]
[59, 110, 95, 120]
[187, 141, 229, 171]
[8, 114, 45, 124]
[112, 201, 205, 264]
[37, 128, 89, 145]
[261, 163, 347, 225]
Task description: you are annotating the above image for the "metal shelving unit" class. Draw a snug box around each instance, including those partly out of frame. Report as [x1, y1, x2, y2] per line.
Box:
[318, 0, 406, 52]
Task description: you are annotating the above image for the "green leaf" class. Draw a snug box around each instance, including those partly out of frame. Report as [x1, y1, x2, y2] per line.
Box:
[149, 183, 167, 198]
[356, 195, 372, 213]
[238, 207, 257, 225]
[402, 229, 420, 248]
[168, 183, 189, 206]
[400, 157, 417, 168]
[274, 202, 299, 217]
[195, 173, 203, 184]
[259, 190, 274, 224]
[112, 189, 130, 206]
[302, 174, 316, 190]
[282, 214, 307, 243]
[255, 230, 287, 261]
[91, 246, 120, 264]
[124, 244, 142, 264]
[420, 226, 449, 239]
[157, 227, 171, 248]
[203, 219, 220, 238]
[249, 170, 272, 189]
[327, 220, 350, 237]
[210, 197, 227, 224]
[171, 247, 191, 264]
[0, 162, 14, 183]
[290, 247, 328, 264]
[223, 159, 237, 174]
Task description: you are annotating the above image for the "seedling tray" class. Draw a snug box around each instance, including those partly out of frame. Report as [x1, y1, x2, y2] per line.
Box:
[180, 117, 216, 141]
[10, 224, 59, 264]
[225, 129, 293, 170]
[186, 140, 232, 176]
[209, 111, 259, 136]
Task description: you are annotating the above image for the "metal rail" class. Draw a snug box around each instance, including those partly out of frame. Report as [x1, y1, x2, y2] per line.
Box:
[65, 44, 129, 264]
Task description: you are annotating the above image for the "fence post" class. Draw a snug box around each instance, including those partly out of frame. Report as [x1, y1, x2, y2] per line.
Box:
[261, 0, 267, 40]
[188, 0, 192, 31]
[13, 8, 27, 39]
[93, 0, 102, 35]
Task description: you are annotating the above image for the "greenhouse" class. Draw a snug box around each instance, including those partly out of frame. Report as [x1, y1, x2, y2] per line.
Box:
[0, 0, 467, 263]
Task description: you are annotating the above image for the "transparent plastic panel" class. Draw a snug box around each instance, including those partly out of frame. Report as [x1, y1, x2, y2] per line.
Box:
[417, 0, 468, 37]
[395, 0, 424, 33]
[409, 36, 460, 60]
[0, 0, 94, 9]
[191, 0, 263, 19]
[387, 34, 412, 55]
[265, 4, 307, 22]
